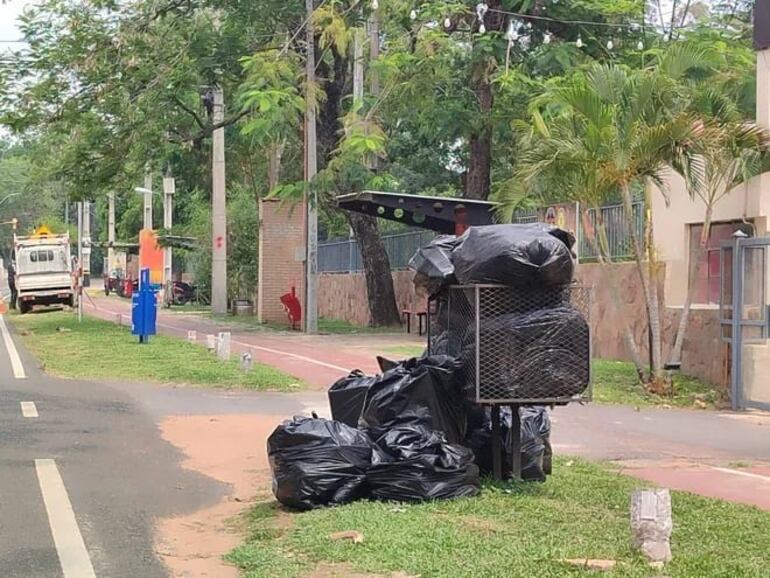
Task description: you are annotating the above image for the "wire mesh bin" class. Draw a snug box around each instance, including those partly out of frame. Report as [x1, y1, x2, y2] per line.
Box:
[428, 284, 593, 405]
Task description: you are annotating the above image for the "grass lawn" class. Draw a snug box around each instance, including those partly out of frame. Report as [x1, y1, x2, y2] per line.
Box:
[592, 360, 725, 409]
[9, 310, 302, 391]
[228, 457, 770, 578]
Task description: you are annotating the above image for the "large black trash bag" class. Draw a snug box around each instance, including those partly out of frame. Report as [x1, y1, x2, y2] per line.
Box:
[358, 355, 468, 444]
[468, 306, 590, 400]
[451, 224, 575, 288]
[328, 370, 377, 428]
[368, 424, 480, 502]
[463, 406, 552, 482]
[409, 235, 460, 296]
[267, 416, 379, 510]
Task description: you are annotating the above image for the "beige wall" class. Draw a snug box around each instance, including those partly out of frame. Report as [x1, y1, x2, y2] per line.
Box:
[258, 199, 306, 326]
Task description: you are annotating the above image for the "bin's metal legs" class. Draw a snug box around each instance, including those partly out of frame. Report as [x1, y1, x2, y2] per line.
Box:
[491, 404, 502, 480]
[510, 404, 522, 480]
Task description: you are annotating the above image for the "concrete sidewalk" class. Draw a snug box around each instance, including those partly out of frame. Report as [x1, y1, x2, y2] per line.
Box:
[83, 294, 770, 512]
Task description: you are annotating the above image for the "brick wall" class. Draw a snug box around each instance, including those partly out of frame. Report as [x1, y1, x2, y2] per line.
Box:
[258, 199, 306, 326]
[319, 262, 726, 387]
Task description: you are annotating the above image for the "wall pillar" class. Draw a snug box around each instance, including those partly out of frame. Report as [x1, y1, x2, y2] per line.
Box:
[257, 199, 306, 326]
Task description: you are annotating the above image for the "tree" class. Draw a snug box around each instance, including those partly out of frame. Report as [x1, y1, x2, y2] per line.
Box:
[505, 48, 707, 385]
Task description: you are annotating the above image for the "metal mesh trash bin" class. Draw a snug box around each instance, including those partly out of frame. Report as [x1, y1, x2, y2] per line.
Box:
[428, 284, 593, 479]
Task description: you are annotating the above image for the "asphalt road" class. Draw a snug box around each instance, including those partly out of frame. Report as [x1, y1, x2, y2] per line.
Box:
[0, 314, 226, 578]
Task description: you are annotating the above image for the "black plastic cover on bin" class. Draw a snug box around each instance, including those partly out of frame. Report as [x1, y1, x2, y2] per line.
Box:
[451, 224, 575, 288]
[368, 424, 480, 502]
[408, 235, 459, 295]
[463, 406, 551, 482]
[359, 355, 468, 444]
[328, 370, 377, 427]
[467, 306, 590, 400]
[267, 416, 380, 510]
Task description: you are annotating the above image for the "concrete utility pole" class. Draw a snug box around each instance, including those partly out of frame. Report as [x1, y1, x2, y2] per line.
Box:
[107, 192, 115, 274]
[353, 27, 365, 104]
[82, 201, 91, 287]
[304, 0, 319, 333]
[163, 174, 175, 306]
[211, 86, 228, 315]
[76, 202, 83, 323]
[143, 172, 153, 230]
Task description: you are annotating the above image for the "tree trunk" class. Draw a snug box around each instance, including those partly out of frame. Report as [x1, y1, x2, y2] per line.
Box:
[267, 139, 285, 191]
[644, 185, 665, 387]
[348, 212, 401, 327]
[582, 207, 648, 381]
[621, 184, 663, 383]
[668, 204, 713, 365]
[466, 68, 493, 200]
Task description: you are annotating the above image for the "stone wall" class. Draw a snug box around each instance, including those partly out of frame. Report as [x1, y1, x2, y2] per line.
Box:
[318, 262, 726, 386]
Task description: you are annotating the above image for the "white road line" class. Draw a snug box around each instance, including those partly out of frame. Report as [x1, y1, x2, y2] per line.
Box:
[711, 466, 770, 484]
[0, 314, 26, 379]
[21, 401, 39, 418]
[35, 459, 97, 578]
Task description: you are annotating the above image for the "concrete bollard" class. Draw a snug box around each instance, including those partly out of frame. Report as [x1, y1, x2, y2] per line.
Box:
[206, 334, 217, 351]
[240, 352, 253, 373]
[187, 330, 197, 342]
[630, 488, 673, 563]
[217, 332, 231, 361]
[116, 313, 122, 326]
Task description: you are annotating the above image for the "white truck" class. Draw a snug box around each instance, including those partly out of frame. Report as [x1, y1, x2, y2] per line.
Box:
[13, 229, 74, 314]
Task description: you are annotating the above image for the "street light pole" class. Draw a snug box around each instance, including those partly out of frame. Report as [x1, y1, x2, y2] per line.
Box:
[163, 175, 175, 306]
[304, 0, 319, 333]
[77, 202, 83, 323]
[82, 201, 92, 287]
[107, 192, 115, 274]
[211, 85, 228, 315]
[143, 172, 153, 230]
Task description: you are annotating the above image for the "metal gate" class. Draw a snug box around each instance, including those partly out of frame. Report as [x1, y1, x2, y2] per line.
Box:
[721, 233, 770, 411]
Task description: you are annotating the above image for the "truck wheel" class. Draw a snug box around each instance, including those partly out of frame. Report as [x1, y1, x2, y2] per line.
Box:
[19, 301, 30, 315]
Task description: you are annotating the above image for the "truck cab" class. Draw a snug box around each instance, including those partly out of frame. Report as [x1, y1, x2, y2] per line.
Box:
[14, 228, 74, 314]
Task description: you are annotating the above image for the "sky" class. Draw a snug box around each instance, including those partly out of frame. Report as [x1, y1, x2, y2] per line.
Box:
[0, 0, 32, 52]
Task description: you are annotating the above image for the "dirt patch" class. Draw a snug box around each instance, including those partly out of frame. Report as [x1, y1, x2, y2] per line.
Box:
[155, 414, 284, 578]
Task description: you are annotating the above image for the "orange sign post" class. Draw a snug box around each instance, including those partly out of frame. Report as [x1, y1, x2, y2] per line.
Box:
[138, 229, 164, 287]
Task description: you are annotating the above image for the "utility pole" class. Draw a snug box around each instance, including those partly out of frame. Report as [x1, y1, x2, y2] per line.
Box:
[304, 0, 319, 333]
[369, 8, 381, 96]
[82, 201, 91, 287]
[77, 202, 83, 323]
[211, 85, 228, 315]
[107, 192, 115, 275]
[143, 172, 153, 230]
[163, 174, 175, 306]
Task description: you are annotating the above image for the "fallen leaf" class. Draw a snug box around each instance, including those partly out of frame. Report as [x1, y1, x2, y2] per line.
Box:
[329, 530, 364, 544]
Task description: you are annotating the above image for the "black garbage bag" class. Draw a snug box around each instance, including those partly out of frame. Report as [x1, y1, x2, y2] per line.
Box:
[368, 424, 480, 502]
[451, 224, 575, 288]
[328, 370, 377, 428]
[469, 306, 590, 400]
[267, 416, 379, 510]
[463, 406, 552, 482]
[409, 235, 459, 296]
[359, 355, 468, 444]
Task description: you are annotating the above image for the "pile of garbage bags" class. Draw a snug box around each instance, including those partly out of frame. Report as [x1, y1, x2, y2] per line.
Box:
[268, 355, 552, 510]
[411, 224, 590, 402]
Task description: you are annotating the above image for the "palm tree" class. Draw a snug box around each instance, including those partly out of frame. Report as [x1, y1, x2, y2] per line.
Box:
[668, 119, 770, 365]
[503, 52, 705, 385]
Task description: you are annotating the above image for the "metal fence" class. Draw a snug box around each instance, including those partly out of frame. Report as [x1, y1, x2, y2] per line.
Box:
[318, 230, 435, 273]
[319, 201, 644, 272]
[577, 202, 644, 261]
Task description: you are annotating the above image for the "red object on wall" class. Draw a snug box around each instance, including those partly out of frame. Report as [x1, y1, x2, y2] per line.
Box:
[280, 286, 302, 330]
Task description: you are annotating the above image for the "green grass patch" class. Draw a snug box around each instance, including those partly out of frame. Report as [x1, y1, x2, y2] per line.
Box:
[592, 360, 723, 409]
[229, 457, 770, 578]
[10, 311, 302, 391]
[381, 344, 426, 358]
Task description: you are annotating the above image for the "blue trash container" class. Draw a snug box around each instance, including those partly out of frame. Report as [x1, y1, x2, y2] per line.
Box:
[132, 268, 158, 343]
